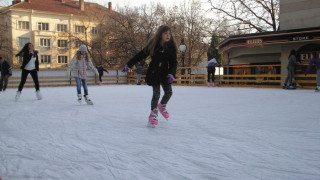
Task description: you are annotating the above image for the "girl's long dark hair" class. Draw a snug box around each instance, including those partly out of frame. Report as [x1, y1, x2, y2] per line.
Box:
[145, 25, 177, 56]
[288, 49, 296, 59]
[16, 42, 32, 57]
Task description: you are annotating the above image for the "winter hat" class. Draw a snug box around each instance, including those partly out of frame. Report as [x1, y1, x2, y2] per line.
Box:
[79, 44, 87, 52]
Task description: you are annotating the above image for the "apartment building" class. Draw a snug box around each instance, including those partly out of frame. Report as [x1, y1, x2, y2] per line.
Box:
[0, 0, 114, 69]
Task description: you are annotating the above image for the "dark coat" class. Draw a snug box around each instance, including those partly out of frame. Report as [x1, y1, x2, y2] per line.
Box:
[20, 51, 39, 71]
[0, 60, 12, 76]
[287, 55, 297, 69]
[97, 66, 108, 75]
[135, 65, 143, 74]
[127, 43, 177, 86]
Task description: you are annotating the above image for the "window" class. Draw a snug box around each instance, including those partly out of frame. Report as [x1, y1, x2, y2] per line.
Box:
[74, 40, 83, 48]
[58, 40, 68, 48]
[91, 27, 98, 35]
[18, 37, 30, 47]
[57, 24, 67, 32]
[40, 38, 51, 47]
[75, 25, 85, 33]
[18, 21, 29, 30]
[58, 56, 68, 64]
[38, 22, 49, 31]
[40, 55, 51, 63]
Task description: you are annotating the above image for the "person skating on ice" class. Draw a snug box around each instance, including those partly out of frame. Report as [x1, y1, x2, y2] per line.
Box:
[122, 25, 177, 127]
[0, 56, 13, 92]
[206, 58, 219, 87]
[135, 62, 144, 85]
[67, 44, 99, 105]
[15, 43, 42, 101]
[305, 51, 320, 92]
[96, 64, 109, 85]
[283, 49, 298, 89]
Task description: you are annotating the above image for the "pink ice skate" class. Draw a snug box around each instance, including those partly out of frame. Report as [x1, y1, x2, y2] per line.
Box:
[148, 109, 158, 127]
[207, 82, 210, 87]
[212, 82, 215, 87]
[158, 103, 169, 120]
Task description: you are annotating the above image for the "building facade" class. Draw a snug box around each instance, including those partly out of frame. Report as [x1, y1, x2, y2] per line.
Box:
[0, 0, 114, 69]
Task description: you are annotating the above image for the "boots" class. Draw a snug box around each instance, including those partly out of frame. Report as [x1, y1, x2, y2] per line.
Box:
[148, 109, 158, 127]
[77, 94, 82, 104]
[15, 91, 21, 101]
[36, 90, 42, 100]
[158, 103, 169, 120]
[84, 95, 93, 105]
[282, 84, 287, 89]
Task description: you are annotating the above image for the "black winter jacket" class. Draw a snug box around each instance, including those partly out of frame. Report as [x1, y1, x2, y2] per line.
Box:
[97, 66, 108, 75]
[20, 51, 39, 71]
[0, 60, 12, 76]
[127, 43, 177, 86]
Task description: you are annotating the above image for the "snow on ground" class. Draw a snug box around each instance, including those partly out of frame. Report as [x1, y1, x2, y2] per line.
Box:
[0, 85, 320, 180]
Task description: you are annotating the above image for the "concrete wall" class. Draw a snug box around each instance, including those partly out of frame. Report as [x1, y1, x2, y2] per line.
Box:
[280, 0, 320, 30]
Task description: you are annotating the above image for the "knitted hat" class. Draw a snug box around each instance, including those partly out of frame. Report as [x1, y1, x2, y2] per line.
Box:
[79, 44, 87, 52]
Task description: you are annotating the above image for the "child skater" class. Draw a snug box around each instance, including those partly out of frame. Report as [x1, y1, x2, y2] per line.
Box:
[67, 44, 99, 105]
[96, 64, 109, 85]
[15, 42, 42, 101]
[122, 25, 177, 127]
[305, 51, 320, 92]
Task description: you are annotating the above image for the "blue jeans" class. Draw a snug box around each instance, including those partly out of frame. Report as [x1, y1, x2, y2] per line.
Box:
[137, 74, 142, 83]
[75, 77, 88, 95]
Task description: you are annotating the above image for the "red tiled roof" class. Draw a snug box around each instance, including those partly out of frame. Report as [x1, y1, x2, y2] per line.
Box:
[10, 0, 112, 16]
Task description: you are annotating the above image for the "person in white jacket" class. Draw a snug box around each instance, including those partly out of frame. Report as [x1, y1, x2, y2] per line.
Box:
[67, 44, 98, 105]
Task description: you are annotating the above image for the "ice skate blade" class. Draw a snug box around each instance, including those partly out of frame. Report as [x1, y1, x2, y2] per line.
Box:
[147, 122, 156, 128]
[86, 101, 93, 105]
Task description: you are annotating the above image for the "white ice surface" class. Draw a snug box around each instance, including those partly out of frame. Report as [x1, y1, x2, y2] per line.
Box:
[0, 85, 320, 180]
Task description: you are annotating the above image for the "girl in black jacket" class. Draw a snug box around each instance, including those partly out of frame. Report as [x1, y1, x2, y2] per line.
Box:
[15, 43, 42, 101]
[122, 25, 177, 127]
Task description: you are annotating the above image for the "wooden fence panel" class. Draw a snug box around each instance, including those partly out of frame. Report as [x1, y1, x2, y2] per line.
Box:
[5, 64, 317, 89]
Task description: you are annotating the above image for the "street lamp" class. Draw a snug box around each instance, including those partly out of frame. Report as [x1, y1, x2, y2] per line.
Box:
[179, 38, 186, 76]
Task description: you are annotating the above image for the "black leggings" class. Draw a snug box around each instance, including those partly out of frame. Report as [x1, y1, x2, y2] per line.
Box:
[208, 69, 216, 82]
[99, 74, 103, 82]
[18, 69, 40, 91]
[151, 83, 172, 110]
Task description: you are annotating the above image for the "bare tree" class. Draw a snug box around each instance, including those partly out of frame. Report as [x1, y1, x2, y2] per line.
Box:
[103, 0, 213, 71]
[172, 0, 211, 73]
[0, 8, 14, 66]
[106, 3, 166, 68]
[207, 0, 279, 33]
[69, 5, 116, 68]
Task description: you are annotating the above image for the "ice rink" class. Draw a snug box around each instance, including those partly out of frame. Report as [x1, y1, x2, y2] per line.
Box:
[1, 85, 319, 180]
